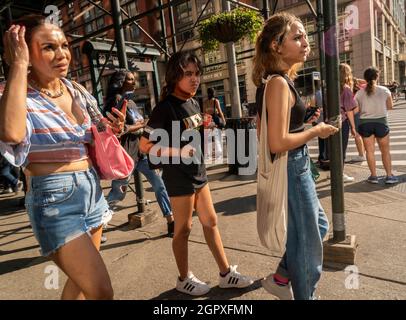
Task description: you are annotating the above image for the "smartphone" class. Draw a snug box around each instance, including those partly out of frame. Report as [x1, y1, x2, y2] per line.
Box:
[304, 106, 319, 123]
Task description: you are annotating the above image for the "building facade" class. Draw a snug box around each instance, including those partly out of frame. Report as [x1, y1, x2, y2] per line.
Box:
[59, 0, 161, 112]
[275, 0, 406, 92]
[54, 0, 406, 114]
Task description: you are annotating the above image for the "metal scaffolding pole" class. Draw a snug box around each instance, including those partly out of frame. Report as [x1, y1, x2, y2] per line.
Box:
[323, 0, 345, 242]
[168, 1, 177, 54]
[316, 0, 327, 112]
[222, 0, 242, 118]
[263, 0, 270, 20]
[111, 0, 145, 214]
[111, 0, 128, 70]
[158, 0, 169, 60]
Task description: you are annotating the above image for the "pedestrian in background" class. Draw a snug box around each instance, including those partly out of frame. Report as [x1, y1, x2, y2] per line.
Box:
[104, 70, 174, 238]
[253, 13, 339, 300]
[203, 88, 225, 163]
[140, 51, 253, 296]
[355, 67, 399, 184]
[339, 63, 358, 183]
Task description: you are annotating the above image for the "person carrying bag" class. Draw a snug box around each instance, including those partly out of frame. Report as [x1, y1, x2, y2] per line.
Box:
[257, 74, 290, 255]
[72, 81, 134, 180]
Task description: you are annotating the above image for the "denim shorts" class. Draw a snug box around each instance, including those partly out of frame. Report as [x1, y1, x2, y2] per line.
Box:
[358, 122, 389, 138]
[25, 167, 112, 257]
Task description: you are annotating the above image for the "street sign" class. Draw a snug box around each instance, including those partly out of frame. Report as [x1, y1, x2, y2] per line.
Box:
[312, 71, 321, 81]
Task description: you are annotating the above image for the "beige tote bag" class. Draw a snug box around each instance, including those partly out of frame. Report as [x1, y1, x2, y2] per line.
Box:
[257, 75, 291, 255]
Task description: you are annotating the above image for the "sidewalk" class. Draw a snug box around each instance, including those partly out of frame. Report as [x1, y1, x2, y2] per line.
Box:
[0, 163, 405, 300]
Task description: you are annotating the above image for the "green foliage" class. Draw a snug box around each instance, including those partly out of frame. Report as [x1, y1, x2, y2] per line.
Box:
[198, 8, 264, 52]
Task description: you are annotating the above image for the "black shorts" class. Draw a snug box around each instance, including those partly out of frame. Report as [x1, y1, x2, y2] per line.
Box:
[358, 122, 389, 138]
[162, 167, 208, 197]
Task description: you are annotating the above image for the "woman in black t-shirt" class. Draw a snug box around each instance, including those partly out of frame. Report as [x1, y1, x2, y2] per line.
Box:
[140, 51, 252, 296]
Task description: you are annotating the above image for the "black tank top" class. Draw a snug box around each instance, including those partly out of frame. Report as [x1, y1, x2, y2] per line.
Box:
[256, 74, 306, 133]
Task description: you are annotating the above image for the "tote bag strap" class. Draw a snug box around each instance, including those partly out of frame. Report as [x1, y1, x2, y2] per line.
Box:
[259, 75, 291, 173]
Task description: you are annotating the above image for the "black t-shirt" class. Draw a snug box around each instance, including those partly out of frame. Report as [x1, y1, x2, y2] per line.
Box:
[143, 95, 207, 186]
[256, 74, 306, 133]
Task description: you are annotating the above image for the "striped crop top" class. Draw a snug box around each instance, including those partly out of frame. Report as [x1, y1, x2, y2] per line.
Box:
[0, 78, 101, 167]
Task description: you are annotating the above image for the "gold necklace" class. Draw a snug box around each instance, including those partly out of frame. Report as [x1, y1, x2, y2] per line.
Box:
[30, 79, 64, 98]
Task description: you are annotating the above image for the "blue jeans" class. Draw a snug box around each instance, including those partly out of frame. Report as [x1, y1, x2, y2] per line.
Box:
[276, 146, 329, 300]
[0, 161, 18, 188]
[107, 157, 172, 217]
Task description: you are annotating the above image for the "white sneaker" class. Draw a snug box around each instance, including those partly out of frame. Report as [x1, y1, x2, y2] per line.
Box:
[351, 155, 366, 162]
[176, 272, 210, 296]
[219, 265, 254, 288]
[261, 274, 294, 300]
[343, 173, 355, 183]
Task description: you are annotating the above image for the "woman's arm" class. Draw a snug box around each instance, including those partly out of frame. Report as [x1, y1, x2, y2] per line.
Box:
[139, 136, 194, 159]
[346, 110, 357, 137]
[266, 77, 337, 154]
[0, 26, 29, 143]
[386, 96, 393, 110]
[124, 120, 145, 133]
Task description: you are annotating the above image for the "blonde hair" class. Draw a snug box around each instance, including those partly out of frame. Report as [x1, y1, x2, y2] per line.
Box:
[252, 13, 303, 87]
[339, 63, 353, 92]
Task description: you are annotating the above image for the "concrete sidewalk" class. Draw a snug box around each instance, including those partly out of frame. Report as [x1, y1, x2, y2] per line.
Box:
[0, 163, 405, 300]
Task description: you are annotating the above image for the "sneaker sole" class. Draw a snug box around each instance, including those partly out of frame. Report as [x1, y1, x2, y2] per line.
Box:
[175, 286, 210, 296]
[367, 180, 379, 184]
[219, 280, 254, 289]
[261, 278, 293, 300]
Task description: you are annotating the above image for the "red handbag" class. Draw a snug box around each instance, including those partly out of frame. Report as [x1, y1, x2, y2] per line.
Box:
[87, 122, 134, 180]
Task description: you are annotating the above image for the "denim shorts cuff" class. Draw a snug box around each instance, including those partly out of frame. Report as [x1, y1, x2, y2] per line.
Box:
[41, 230, 87, 257]
[276, 266, 289, 279]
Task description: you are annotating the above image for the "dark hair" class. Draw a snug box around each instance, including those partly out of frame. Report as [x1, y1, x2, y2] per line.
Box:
[161, 51, 203, 101]
[105, 69, 129, 113]
[207, 88, 215, 99]
[12, 14, 58, 47]
[364, 67, 379, 96]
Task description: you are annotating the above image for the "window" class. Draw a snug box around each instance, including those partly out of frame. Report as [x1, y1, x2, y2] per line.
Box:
[176, 1, 193, 25]
[196, 0, 214, 17]
[139, 72, 148, 88]
[204, 49, 222, 72]
[122, 1, 138, 17]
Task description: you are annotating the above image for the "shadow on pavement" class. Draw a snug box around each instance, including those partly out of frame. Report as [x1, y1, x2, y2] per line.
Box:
[150, 279, 263, 300]
[214, 195, 256, 216]
[0, 255, 46, 276]
[100, 233, 169, 252]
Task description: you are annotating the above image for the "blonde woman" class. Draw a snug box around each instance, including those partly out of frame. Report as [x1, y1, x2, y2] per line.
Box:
[339, 63, 358, 182]
[253, 13, 338, 300]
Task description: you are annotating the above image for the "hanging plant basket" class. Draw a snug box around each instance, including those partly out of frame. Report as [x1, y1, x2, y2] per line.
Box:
[198, 8, 264, 52]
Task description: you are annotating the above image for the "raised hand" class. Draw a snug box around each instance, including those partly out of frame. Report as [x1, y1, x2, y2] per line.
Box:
[3, 25, 30, 67]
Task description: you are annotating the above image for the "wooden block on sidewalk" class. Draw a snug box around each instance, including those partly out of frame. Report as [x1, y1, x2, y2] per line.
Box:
[323, 234, 358, 266]
[128, 209, 158, 229]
